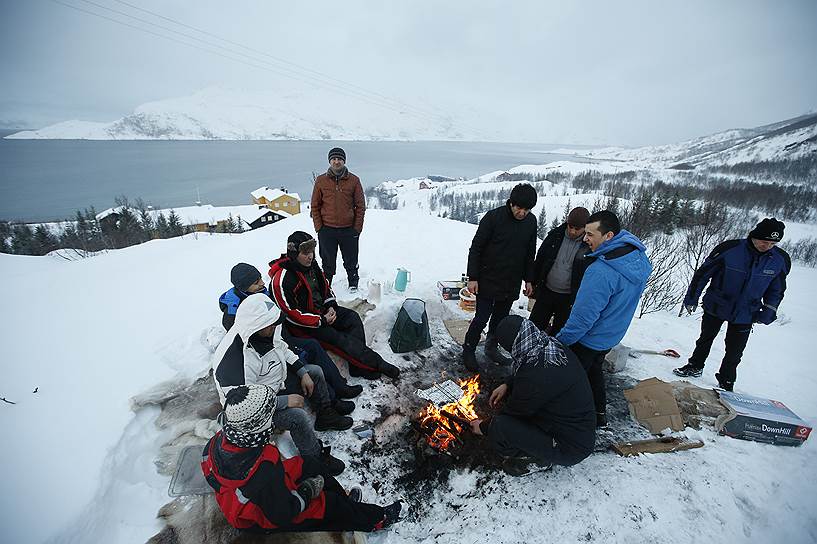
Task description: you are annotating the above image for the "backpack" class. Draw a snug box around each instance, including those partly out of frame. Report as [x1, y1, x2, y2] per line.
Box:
[388, 298, 432, 353]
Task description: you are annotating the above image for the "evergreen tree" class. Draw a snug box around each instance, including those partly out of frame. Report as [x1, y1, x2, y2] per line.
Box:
[11, 224, 35, 254]
[166, 210, 186, 237]
[537, 207, 548, 239]
[33, 225, 59, 255]
[155, 213, 169, 238]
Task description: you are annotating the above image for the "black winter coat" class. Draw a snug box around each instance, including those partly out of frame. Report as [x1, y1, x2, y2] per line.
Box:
[466, 204, 537, 300]
[532, 223, 590, 300]
[500, 346, 596, 462]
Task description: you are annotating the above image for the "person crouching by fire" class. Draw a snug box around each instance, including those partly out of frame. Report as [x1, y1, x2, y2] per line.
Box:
[469, 315, 596, 476]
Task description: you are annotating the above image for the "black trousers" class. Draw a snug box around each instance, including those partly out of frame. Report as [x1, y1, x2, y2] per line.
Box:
[688, 312, 752, 383]
[569, 342, 610, 416]
[282, 329, 349, 400]
[290, 306, 385, 372]
[463, 294, 514, 348]
[529, 287, 572, 336]
[318, 226, 360, 286]
[259, 475, 385, 533]
[488, 414, 592, 467]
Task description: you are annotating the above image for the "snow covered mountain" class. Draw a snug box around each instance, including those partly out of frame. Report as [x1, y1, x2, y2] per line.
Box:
[5, 86, 487, 141]
[579, 113, 817, 167]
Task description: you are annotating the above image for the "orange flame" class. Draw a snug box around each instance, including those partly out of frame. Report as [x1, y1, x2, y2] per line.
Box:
[418, 376, 481, 451]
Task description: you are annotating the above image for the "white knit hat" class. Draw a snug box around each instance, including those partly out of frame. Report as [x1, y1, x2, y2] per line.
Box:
[223, 385, 275, 448]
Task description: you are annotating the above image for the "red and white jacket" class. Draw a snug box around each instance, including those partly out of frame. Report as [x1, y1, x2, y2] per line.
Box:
[268, 256, 338, 329]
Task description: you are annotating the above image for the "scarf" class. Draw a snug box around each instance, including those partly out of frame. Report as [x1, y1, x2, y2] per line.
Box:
[510, 318, 568, 375]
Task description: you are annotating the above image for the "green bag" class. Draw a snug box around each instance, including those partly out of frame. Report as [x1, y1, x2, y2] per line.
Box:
[389, 298, 432, 353]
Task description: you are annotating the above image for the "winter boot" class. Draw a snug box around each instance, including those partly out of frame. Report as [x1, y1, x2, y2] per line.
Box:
[378, 360, 401, 380]
[314, 405, 354, 431]
[485, 333, 512, 366]
[673, 363, 703, 378]
[462, 344, 478, 372]
[317, 444, 345, 476]
[349, 364, 382, 380]
[332, 399, 355, 415]
[500, 456, 553, 477]
[348, 485, 363, 503]
[715, 373, 734, 392]
[335, 383, 364, 399]
[382, 501, 403, 527]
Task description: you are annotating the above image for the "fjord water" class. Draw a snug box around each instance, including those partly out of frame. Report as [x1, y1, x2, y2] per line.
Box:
[0, 138, 585, 221]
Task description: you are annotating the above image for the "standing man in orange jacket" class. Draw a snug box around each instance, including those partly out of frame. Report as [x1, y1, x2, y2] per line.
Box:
[311, 147, 366, 291]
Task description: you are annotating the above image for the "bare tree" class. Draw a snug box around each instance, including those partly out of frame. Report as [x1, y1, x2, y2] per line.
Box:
[639, 233, 685, 317]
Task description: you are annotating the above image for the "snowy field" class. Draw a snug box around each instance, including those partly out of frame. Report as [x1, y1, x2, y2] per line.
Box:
[1, 208, 815, 544]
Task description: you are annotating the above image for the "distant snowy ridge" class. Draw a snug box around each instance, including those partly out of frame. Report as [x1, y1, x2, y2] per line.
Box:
[581, 113, 817, 167]
[5, 87, 487, 141]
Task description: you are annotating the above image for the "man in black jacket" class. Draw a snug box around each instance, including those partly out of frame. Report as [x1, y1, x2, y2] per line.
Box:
[530, 207, 590, 335]
[463, 183, 538, 371]
[469, 315, 596, 476]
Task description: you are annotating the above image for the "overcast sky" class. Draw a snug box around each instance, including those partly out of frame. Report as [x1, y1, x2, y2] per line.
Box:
[2, 0, 815, 145]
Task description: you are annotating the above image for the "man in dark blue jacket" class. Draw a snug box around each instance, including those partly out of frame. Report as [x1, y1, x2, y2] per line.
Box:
[674, 218, 790, 391]
[555, 211, 652, 427]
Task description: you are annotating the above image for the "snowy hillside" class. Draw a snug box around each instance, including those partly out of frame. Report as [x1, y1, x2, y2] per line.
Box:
[577, 113, 817, 168]
[1, 209, 815, 544]
[4, 87, 484, 141]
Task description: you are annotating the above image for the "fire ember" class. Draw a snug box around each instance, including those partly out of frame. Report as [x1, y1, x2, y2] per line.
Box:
[417, 376, 481, 452]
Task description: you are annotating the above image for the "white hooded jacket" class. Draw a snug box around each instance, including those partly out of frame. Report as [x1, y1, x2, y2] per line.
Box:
[212, 293, 300, 405]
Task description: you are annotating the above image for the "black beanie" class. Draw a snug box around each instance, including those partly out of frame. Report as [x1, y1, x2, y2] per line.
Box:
[508, 183, 538, 210]
[231, 263, 262, 292]
[328, 147, 346, 162]
[495, 315, 524, 353]
[287, 231, 317, 258]
[749, 217, 785, 242]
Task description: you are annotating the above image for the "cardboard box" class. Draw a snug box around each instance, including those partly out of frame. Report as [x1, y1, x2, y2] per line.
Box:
[623, 378, 685, 434]
[716, 391, 812, 446]
[437, 281, 463, 300]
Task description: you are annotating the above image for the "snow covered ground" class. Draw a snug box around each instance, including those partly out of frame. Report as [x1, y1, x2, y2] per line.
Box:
[1, 208, 815, 544]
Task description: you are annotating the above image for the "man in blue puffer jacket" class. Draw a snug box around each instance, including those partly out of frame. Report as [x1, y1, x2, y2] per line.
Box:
[673, 218, 790, 391]
[556, 211, 652, 427]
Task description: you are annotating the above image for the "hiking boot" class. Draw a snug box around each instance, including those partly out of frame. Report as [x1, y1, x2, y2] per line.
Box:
[462, 344, 478, 372]
[315, 406, 354, 431]
[715, 373, 734, 392]
[379, 361, 401, 380]
[382, 501, 403, 527]
[596, 412, 608, 428]
[318, 446, 346, 477]
[485, 333, 512, 366]
[349, 284, 358, 293]
[332, 399, 355, 415]
[673, 363, 703, 378]
[348, 485, 363, 503]
[500, 456, 553, 477]
[349, 365, 382, 380]
[335, 383, 364, 399]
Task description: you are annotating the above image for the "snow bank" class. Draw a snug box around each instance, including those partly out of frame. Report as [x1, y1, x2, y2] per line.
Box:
[1, 209, 815, 544]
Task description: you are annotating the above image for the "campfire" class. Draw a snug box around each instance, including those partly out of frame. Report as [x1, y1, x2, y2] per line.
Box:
[416, 376, 481, 452]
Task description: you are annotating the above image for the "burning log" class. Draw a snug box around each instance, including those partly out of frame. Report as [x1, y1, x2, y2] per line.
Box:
[416, 376, 481, 453]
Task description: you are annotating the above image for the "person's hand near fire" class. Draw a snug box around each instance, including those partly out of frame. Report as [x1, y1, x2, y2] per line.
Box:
[469, 383, 509, 436]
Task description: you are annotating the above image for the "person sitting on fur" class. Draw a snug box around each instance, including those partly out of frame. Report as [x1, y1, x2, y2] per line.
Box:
[269, 231, 400, 380]
[469, 315, 596, 476]
[202, 384, 402, 533]
[220, 263, 363, 401]
[213, 293, 352, 476]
